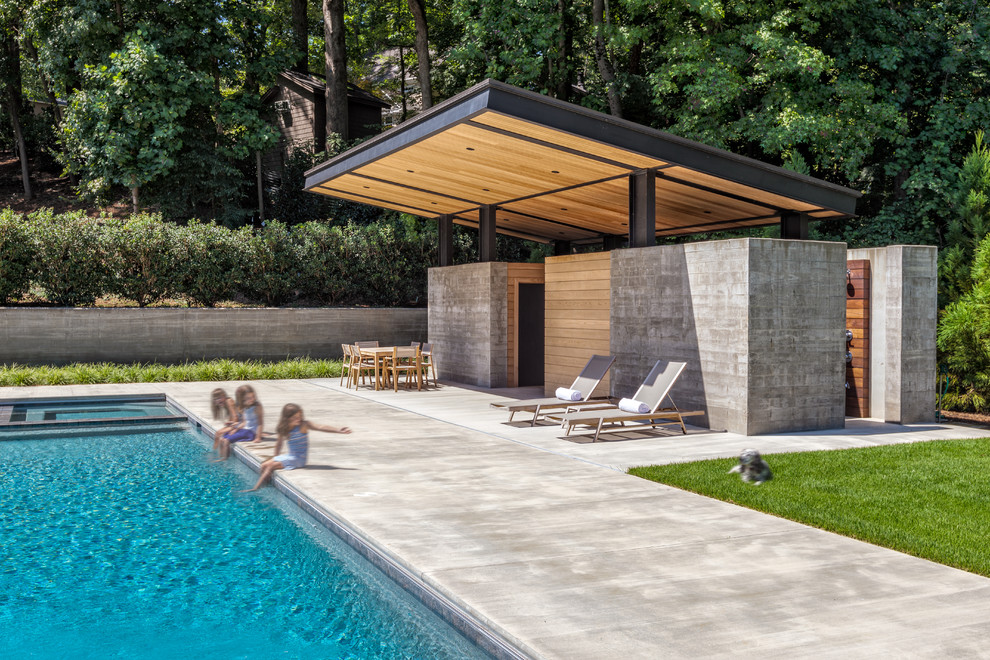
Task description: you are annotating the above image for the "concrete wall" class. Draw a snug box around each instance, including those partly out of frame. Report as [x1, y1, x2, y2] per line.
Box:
[848, 246, 937, 423]
[611, 238, 846, 435]
[0, 308, 427, 365]
[428, 262, 508, 387]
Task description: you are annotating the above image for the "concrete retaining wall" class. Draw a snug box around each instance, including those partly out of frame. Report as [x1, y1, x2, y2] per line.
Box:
[611, 239, 846, 435]
[0, 307, 427, 365]
[428, 262, 508, 387]
[848, 246, 937, 423]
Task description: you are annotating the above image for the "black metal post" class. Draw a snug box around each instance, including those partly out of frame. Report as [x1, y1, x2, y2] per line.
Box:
[628, 169, 656, 248]
[780, 212, 809, 240]
[438, 214, 453, 266]
[479, 205, 497, 262]
[553, 240, 572, 256]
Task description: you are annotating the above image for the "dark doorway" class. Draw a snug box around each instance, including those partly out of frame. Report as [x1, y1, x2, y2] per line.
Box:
[517, 283, 545, 386]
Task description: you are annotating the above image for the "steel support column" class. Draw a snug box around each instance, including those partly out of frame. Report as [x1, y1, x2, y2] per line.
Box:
[438, 214, 453, 266]
[628, 169, 656, 248]
[479, 204, 497, 262]
[780, 212, 809, 240]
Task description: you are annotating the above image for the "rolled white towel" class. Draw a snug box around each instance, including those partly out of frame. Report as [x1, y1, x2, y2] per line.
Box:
[618, 398, 650, 414]
[555, 387, 583, 401]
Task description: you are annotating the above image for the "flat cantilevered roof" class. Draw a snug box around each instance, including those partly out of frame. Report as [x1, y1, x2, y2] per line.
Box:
[304, 79, 860, 244]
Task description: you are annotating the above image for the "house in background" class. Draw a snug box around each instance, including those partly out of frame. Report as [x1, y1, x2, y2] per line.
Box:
[260, 70, 389, 182]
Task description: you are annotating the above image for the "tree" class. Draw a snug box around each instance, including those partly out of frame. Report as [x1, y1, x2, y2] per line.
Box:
[62, 34, 195, 212]
[406, 0, 431, 109]
[940, 131, 990, 306]
[0, 4, 32, 199]
[323, 0, 348, 142]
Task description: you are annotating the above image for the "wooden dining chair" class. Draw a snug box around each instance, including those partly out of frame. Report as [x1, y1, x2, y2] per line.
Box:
[388, 345, 422, 391]
[421, 342, 437, 388]
[354, 340, 379, 348]
[340, 344, 355, 387]
[350, 344, 377, 388]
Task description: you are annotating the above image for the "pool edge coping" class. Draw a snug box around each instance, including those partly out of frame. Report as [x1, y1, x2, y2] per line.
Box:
[171, 397, 536, 660]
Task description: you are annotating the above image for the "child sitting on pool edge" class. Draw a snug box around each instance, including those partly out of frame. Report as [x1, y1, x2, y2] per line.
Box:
[209, 387, 238, 453]
[242, 403, 350, 492]
[215, 384, 264, 461]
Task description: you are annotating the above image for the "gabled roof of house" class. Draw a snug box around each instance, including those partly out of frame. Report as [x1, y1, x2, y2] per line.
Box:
[261, 70, 390, 108]
[303, 79, 860, 243]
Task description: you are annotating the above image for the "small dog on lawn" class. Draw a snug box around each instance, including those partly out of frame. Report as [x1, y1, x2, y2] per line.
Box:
[728, 448, 772, 485]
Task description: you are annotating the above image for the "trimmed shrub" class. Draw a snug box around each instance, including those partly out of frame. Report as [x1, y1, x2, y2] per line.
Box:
[0, 208, 36, 304]
[238, 220, 301, 306]
[107, 213, 182, 306]
[294, 221, 349, 305]
[30, 209, 112, 306]
[175, 220, 245, 307]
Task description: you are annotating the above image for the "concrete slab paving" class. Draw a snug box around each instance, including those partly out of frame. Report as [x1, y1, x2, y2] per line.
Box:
[3, 380, 990, 659]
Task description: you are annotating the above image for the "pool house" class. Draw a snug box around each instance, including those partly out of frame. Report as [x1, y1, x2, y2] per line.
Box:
[304, 79, 935, 436]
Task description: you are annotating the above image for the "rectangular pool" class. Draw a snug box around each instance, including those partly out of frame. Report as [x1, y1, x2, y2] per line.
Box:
[0, 417, 492, 659]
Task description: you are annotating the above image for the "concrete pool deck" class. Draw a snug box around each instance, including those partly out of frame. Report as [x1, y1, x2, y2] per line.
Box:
[4, 379, 990, 658]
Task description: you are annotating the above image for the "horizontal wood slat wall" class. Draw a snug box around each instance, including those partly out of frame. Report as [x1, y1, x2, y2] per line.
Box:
[846, 259, 870, 416]
[507, 263, 546, 387]
[543, 252, 611, 396]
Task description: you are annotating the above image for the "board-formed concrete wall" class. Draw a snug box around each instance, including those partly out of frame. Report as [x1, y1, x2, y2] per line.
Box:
[428, 262, 508, 387]
[611, 238, 846, 435]
[848, 246, 937, 423]
[0, 308, 427, 365]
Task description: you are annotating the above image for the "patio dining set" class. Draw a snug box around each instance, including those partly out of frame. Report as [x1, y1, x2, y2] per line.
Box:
[340, 342, 437, 392]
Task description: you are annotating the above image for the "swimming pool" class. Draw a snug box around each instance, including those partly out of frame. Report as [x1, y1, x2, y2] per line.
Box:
[0, 420, 491, 659]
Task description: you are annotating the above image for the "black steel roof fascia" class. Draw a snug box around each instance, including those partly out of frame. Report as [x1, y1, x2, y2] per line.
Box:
[481, 83, 860, 216]
[303, 82, 495, 190]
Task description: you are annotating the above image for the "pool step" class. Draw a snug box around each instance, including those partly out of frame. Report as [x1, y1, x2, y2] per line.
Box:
[0, 406, 11, 424]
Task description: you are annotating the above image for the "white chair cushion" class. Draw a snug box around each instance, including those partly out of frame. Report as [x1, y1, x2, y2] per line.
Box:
[555, 387, 583, 401]
[618, 398, 650, 414]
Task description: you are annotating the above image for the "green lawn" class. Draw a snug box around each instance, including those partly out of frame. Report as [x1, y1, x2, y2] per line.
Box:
[0, 357, 343, 386]
[629, 439, 990, 577]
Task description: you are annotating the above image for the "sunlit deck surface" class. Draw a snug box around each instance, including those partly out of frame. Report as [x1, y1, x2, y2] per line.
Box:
[6, 380, 989, 659]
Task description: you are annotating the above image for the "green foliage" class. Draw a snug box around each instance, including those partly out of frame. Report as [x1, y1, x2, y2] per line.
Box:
[630, 438, 990, 577]
[30, 209, 111, 306]
[293, 220, 349, 305]
[107, 213, 181, 306]
[238, 220, 301, 306]
[61, 33, 196, 200]
[0, 357, 342, 386]
[174, 220, 246, 307]
[0, 208, 35, 303]
[939, 131, 990, 307]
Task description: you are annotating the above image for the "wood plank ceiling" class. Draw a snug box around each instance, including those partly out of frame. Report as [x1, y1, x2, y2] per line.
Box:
[304, 80, 860, 244]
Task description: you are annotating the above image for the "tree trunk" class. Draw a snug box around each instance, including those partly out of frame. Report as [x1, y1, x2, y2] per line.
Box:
[399, 45, 407, 122]
[2, 28, 31, 200]
[554, 0, 573, 102]
[592, 0, 622, 118]
[323, 0, 348, 143]
[130, 176, 139, 214]
[406, 0, 431, 109]
[292, 0, 309, 72]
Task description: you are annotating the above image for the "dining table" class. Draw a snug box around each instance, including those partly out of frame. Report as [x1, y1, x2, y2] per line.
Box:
[358, 346, 422, 391]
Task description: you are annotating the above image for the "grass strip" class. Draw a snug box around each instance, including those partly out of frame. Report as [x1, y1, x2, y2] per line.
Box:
[629, 439, 990, 577]
[0, 358, 343, 386]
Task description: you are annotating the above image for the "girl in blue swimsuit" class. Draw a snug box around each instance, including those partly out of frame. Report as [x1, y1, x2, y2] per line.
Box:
[242, 403, 351, 491]
[216, 384, 264, 461]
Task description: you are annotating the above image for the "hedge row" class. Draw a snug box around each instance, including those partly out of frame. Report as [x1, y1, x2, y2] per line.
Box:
[0, 209, 439, 307]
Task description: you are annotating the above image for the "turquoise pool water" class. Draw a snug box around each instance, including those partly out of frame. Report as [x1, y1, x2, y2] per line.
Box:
[0, 424, 488, 659]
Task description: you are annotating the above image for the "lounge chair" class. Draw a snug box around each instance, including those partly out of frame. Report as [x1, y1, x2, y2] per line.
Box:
[547, 360, 703, 442]
[490, 354, 615, 426]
